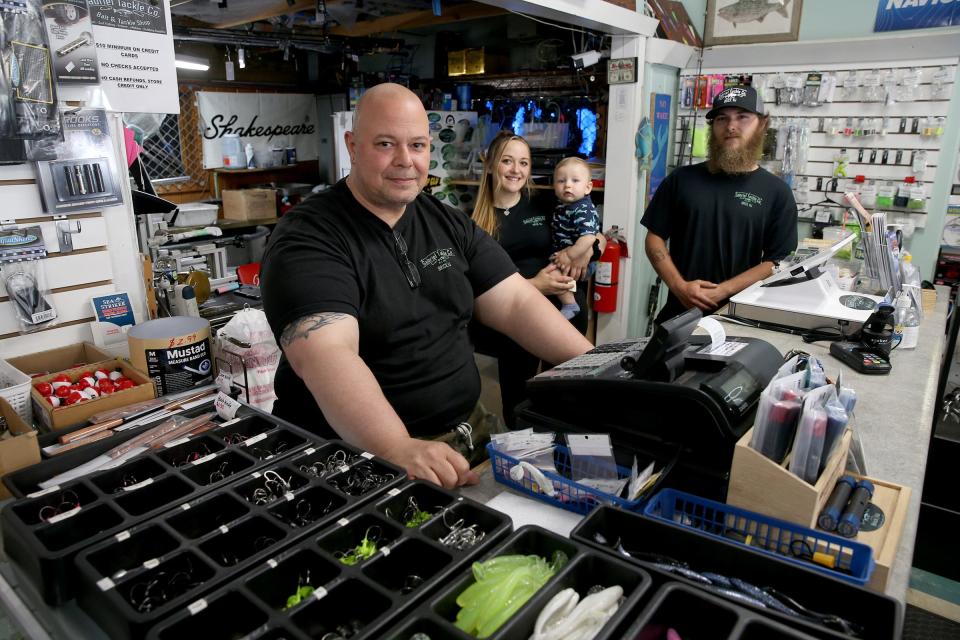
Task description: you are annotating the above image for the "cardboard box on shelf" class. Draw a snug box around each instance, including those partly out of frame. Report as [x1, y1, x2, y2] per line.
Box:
[30, 359, 155, 432]
[222, 189, 277, 221]
[0, 397, 40, 499]
[7, 343, 115, 377]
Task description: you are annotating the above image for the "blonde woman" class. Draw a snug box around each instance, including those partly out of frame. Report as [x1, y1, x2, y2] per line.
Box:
[471, 130, 598, 426]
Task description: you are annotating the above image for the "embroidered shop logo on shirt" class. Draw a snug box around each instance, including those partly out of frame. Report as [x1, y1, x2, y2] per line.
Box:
[420, 248, 456, 272]
[735, 191, 763, 208]
[523, 215, 546, 227]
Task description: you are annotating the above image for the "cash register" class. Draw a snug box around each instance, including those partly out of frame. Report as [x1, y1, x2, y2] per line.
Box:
[517, 308, 782, 499]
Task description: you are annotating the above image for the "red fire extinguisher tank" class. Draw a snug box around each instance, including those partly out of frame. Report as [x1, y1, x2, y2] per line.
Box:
[594, 235, 621, 313]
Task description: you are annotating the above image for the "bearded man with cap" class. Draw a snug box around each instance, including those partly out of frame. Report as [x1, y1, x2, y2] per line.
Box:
[641, 85, 798, 323]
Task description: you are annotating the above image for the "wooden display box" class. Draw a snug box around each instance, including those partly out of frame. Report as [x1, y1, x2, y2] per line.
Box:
[727, 428, 909, 592]
[0, 397, 40, 500]
[727, 426, 851, 529]
[29, 359, 154, 431]
[850, 473, 910, 593]
[222, 188, 277, 221]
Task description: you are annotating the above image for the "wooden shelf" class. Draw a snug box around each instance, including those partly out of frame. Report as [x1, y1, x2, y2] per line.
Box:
[211, 162, 313, 175]
[217, 217, 280, 230]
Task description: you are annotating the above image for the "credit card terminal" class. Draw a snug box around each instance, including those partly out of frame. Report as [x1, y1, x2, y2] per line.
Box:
[829, 341, 891, 375]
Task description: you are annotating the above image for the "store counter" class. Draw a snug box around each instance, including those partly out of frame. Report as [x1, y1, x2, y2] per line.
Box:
[464, 287, 950, 604]
[0, 292, 945, 636]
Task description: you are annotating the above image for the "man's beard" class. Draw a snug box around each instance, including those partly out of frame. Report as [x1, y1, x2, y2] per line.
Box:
[707, 124, 765, 175]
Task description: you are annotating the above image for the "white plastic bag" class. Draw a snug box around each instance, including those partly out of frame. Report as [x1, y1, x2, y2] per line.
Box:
[215, 308, 280, 411]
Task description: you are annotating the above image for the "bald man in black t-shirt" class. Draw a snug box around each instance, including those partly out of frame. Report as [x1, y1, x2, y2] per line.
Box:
[642, 86, 798, 323]
[261, 84, 592, 490]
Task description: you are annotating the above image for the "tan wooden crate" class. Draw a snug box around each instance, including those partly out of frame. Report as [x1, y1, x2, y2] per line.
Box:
[727, 427, 851, 529]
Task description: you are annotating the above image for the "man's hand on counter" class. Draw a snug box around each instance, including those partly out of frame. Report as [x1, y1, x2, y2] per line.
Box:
[674, 278, 722, 311]
[385, 437, 480, 489]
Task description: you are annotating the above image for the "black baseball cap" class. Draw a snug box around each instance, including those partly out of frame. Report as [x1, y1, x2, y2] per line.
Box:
[705, 86, 765, 120]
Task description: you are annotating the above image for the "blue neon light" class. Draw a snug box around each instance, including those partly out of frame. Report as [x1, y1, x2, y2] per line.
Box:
[577, 107, 598, 156]
[512, 106, 526, 136]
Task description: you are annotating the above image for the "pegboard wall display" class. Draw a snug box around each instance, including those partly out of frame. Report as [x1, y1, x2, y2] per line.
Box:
[673, 61, 957, 232]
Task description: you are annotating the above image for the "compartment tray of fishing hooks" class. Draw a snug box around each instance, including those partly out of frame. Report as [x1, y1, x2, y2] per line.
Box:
[0, 400, 316, 606]
[71, 439, 406, 640]
[142, 480, 512, 640]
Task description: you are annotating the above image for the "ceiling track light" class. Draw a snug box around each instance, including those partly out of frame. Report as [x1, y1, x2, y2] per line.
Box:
[238, 46, 246, 69]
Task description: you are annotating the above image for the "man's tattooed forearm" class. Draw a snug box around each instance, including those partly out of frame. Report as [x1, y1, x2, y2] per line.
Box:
[280, 313, 349, 347]
[651, 249, 668, 263]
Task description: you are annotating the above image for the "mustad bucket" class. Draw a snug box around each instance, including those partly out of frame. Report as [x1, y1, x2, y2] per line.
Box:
[128, 317, 213, 395]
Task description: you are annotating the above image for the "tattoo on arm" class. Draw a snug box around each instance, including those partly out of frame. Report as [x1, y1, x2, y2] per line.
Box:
[651, 249, 668, 264]
[280, 312, 349, 348]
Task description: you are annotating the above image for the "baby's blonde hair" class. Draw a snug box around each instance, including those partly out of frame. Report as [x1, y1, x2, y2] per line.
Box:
[553, 156, 591, 178]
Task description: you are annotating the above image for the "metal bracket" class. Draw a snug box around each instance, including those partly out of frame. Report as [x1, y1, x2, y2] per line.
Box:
[54, 216, 82, 253]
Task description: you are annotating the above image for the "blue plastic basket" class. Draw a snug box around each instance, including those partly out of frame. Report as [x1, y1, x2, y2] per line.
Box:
[644, 489, 875, 586]
[487, 442, 666, 515]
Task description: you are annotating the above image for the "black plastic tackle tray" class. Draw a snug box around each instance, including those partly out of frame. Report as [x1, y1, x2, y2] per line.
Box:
[142, 480, 512, 640]
[74, 440, 408, 639]
[571, 505, 902, 640]
[393, 524, 654, 640]
[1, 404, 314, 605]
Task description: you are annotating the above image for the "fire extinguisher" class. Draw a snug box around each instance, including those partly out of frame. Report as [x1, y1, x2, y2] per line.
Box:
[594, 226, 628, 313]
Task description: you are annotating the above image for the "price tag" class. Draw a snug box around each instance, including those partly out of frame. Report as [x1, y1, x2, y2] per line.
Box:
[214, 391, 241, 420]
[215, 372, 233, 393]
[46, 505, 81, 524]
[97, 578, 115, 592]
[115, 530, 131, 542]
[815, 210, 833, 223]
[188, 599, 208, 616]
[242, 432, 267, 447]
[122, 477, 154, 492]
[27, 485, 61, 498]
[31, 309, 56, 324]
[143, 558, 159, 570]
[312, 587, 328, 601]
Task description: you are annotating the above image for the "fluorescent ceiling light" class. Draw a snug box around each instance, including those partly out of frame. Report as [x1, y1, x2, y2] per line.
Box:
[175, 54, 209, 71]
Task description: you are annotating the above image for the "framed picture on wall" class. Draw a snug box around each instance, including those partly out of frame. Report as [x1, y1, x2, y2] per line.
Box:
[704, 0, 803, 46]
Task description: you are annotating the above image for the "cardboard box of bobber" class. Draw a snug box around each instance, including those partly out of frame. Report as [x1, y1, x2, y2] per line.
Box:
[7, 342, 114, 377]
[30, 359, 154, 431]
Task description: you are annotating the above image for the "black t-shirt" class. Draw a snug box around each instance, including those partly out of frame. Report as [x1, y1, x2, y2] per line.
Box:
[641, 163, 798, 320]
[496, 192, 554, 279]
[261, 180, 517, 438]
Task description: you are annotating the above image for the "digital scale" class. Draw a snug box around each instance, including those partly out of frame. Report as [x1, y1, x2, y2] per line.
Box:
[728, 233, 886, 333]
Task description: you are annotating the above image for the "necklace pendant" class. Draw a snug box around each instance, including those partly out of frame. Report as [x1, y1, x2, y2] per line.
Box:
[503, 208, 510, 216]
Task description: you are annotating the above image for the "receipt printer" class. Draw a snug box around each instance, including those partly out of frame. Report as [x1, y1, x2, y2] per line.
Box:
[517, 308, 782, 498]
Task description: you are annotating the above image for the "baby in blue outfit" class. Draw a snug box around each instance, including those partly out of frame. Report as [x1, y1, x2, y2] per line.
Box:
[551, 157, 601, 319]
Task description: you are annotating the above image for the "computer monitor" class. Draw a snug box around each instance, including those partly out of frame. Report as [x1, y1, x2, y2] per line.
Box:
[624, 307, 702, 381]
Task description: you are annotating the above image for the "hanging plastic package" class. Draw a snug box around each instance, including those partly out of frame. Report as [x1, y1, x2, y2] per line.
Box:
[0, 0, 60, 140]
[691, 123, 708, 158]
[214, 308, 280, 412]
[3, 258, 57, 332]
